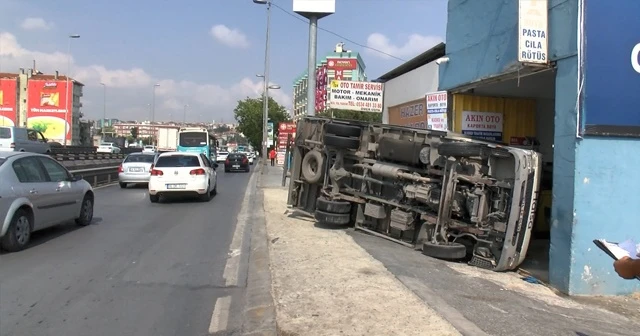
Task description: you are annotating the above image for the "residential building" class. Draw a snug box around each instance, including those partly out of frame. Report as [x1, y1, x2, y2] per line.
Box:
[292, 43, 367, 121]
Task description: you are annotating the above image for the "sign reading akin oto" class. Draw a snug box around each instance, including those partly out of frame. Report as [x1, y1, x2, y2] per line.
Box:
[328, 80, 383, 113]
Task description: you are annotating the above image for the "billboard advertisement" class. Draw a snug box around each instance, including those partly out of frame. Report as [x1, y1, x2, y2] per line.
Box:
[327, 58, 357, 81]
[315, 64, 328, 113]
[26, 80, 71, 143]
[426, 91, 448, 131]
[277, 122, 296, 150]
[0, 78, 18, 126]
[582, 0, 640, 136]
[328, 80, 383, 113]
[388, 99, 427, 129]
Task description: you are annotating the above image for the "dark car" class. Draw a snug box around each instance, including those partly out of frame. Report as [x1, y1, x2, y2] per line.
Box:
[224, 153, 250, 172]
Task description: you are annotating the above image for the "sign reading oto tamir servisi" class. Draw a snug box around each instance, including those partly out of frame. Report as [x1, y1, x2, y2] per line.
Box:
[518, 0, 548, 64]
[328, 80, 383, 113]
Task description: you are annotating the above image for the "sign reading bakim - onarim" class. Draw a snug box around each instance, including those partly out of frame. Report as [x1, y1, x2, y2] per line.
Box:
[328, 80, 384, 113]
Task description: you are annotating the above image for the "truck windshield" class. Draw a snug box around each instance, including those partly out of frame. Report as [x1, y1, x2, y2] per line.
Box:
[179, 132, 207, 147]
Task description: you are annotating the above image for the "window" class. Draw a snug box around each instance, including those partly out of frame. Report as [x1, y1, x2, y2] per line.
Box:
[12, 157, 48, 183]
[0, 127, 11, 139]
[38, 157, 70, 182]
[154, 155, 201, 168]
[124, 154, 156, 163]
[179, 132, 207, 147]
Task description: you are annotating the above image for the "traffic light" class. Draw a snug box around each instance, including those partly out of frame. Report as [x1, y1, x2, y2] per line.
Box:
[130, 127, 139, 139]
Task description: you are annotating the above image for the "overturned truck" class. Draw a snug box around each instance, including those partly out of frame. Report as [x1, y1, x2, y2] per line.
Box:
[287, 117, 541, 272]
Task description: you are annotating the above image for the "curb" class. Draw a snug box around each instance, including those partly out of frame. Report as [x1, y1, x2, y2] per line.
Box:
[242, 162, 278, 336]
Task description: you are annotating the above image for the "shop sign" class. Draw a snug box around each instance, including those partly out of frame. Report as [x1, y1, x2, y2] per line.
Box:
[426, 91, 448, 131]
[461, 110, 503, 141]
[518, 0, 548, 64]
[26, 79, 71, 143]
[0, 78, 18, 126]
[328, 80, 383, 113]
[388, 99, 426, 129]
[327, 58, 357, 70]
[582, 0, 640, 136]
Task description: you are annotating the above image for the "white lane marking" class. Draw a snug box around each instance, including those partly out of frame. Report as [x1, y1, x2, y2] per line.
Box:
[222, 172, 256, 287]
[208, 295, 231, 333]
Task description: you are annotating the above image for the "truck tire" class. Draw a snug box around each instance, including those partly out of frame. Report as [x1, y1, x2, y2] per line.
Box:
[323, 134, 360, 150]
[301, 150, 324, 183]
[314, 210, 351, 225]
[437, 142, 485, 157]
[316, 197, 351, 214]
[422, 242, 467, 260]
[325, 123, 362, 138]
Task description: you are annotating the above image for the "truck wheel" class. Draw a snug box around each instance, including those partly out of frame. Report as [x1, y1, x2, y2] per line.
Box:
[316, 197, 351, 214]
[323, 134, 360, 150]
[325, 123, 362, 138]
[437, 142, 485, 157]
[301, 150, 324, 183]
[422, 242, 467, 260]
[314, 210, 351, 225]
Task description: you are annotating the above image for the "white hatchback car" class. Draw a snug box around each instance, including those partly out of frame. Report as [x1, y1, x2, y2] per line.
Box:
[0, 152, 94, 252]
[97, 142, 121, 153]
[148, 152, 218, 203]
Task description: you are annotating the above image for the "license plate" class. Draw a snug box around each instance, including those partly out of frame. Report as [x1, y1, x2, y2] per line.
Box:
[232, 165, 240, 168]
[166, 184, 186, 189]
[130, 167, 144, 172]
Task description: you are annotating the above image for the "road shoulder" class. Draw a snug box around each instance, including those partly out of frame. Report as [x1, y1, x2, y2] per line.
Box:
[261, 184, 461, 336]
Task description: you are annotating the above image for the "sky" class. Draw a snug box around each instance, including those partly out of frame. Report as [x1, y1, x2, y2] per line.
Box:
[0, 0, 447, 123]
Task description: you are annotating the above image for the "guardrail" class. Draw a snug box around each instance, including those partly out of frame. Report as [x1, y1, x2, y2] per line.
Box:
[50, 146, 143, 155]
[69, 166, 119, 187]
[53, 153, 125, 170]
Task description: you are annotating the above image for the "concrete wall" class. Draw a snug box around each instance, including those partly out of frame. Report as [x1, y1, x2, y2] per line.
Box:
[382, 62, 439, 124]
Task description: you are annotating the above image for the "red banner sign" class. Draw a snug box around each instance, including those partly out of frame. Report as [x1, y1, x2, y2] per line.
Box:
[327, 58, 357, 70]
[26, 79, 71, 142]
[0, 78, 18, 126]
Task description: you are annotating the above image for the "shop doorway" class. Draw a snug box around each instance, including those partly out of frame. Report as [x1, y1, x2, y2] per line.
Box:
[455, 68, 556, 282]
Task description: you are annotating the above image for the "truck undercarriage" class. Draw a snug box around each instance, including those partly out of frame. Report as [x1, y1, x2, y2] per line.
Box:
[287, 117, 541, 272]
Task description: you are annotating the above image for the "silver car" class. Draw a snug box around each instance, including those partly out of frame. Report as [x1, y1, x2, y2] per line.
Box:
[0, 152, 94, 252]
[118, 152, 158, 188]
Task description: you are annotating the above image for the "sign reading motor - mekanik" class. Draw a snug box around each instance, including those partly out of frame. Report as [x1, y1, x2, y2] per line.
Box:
[328, 80, 383, 113]
[518, 0, 548, 64]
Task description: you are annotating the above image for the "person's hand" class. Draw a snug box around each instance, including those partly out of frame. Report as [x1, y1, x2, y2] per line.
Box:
[613, 257, 638, 279]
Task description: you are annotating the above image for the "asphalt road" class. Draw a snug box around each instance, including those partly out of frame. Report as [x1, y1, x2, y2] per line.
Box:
[0, 167, 258, 336]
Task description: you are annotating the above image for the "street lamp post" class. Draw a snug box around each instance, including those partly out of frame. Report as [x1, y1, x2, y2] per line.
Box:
[151, 83, 160, 122]
[64, 34, 80, 146]
[254, 0, 272, 167]
[100, 82, 106, 138]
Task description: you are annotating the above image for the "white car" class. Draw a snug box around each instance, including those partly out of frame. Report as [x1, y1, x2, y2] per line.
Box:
[97, 142, 121, 154]
[142, 145, 157, 153]
[148, 152, 218, 203]
[0, 152, 94, 252]
[216, 151, 229, 163]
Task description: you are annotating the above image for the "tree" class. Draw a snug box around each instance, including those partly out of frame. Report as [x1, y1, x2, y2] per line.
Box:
[234, 96, 290, 150]
[317, 109, 382, 123]
[214, 125, 231, 133]
[130, 126, 139, 139]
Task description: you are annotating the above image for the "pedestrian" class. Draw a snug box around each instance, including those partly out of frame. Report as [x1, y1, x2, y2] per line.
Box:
[269, 148, 277, 166]
[613, 257, 640, 279]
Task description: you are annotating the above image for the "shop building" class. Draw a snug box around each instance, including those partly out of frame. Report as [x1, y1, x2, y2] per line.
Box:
[375, 43, 445, 129]
[439, 0, 639, 295]
[292, 43, 367, 120]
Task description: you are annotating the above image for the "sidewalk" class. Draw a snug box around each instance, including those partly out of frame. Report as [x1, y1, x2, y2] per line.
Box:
[259, 164, 640, 336]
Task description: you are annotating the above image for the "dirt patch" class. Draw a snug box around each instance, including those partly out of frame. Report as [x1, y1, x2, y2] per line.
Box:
[263, 188, 461, 336]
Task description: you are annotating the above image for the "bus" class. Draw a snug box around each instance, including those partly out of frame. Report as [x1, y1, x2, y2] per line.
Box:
[176, 127, 218, 160]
